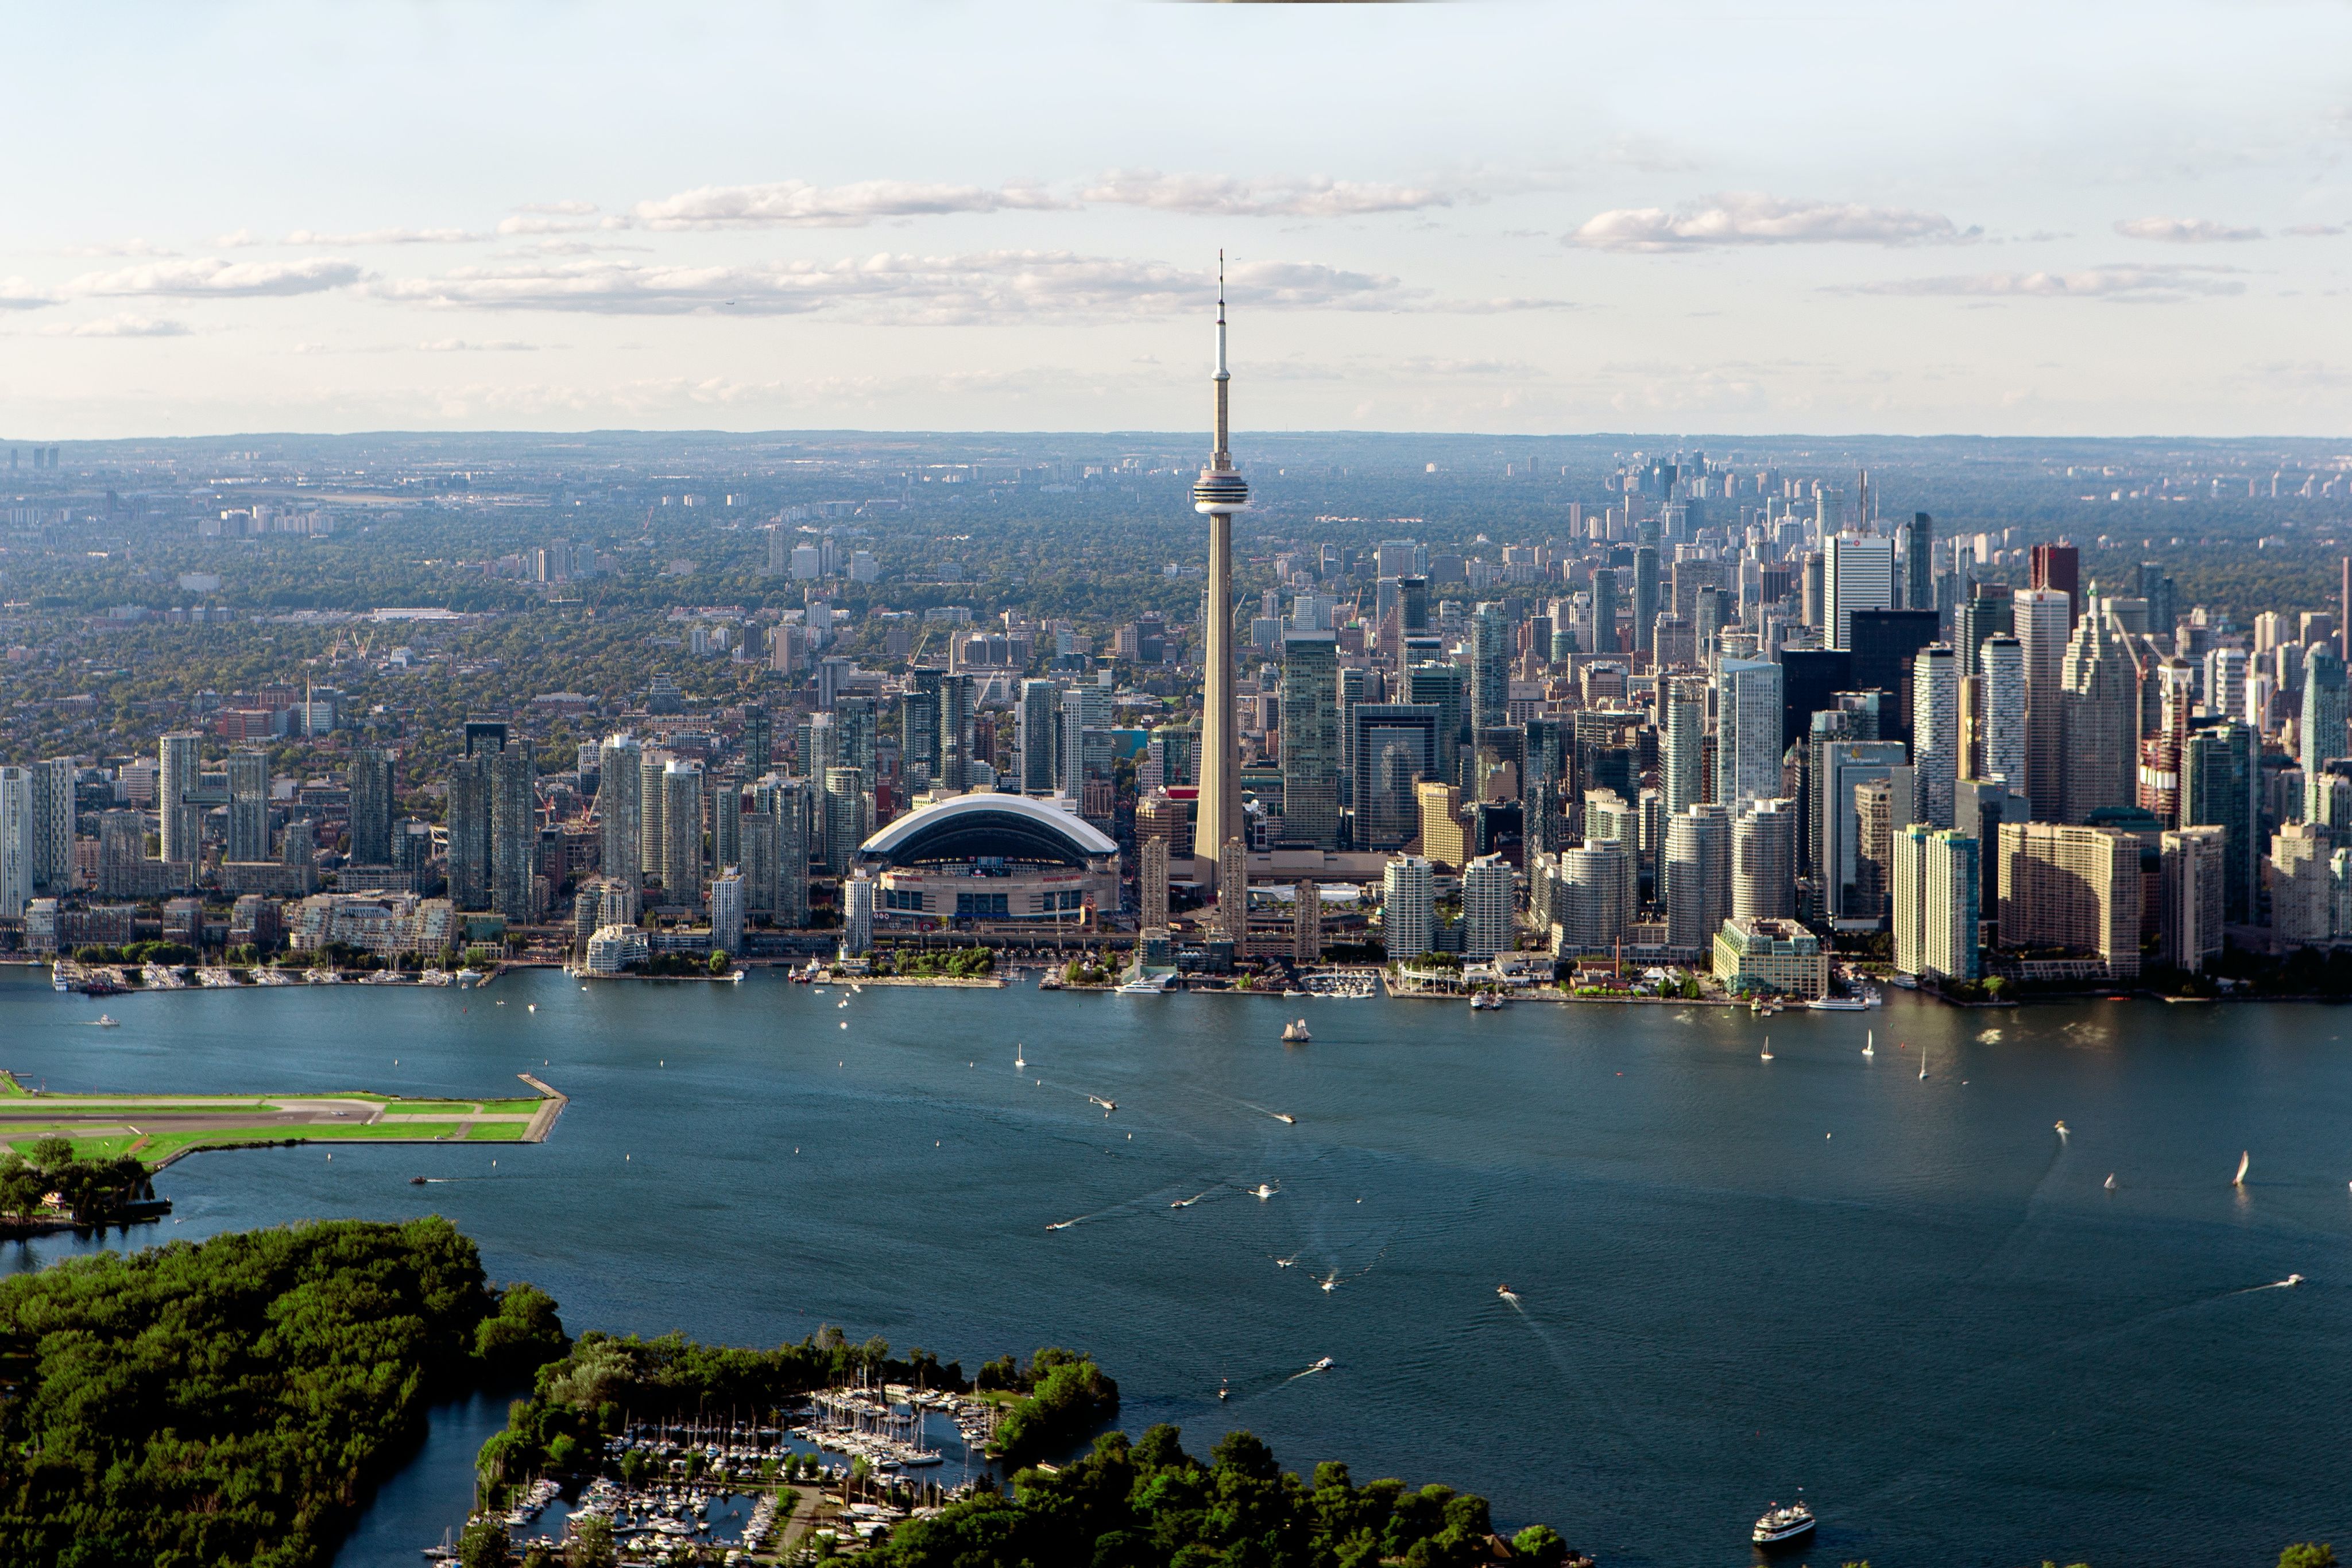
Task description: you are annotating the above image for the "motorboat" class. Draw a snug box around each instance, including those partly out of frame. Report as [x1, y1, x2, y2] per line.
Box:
[2055, 1120, 2069, 1136]
[2283, 1273, 2305, 1287]
[1117, 975, 1169, 995]
[1281, 1018, 1311, 1042]
[1273, 1112, 1296, 1125]
[1751, 1501, 1816, 1546]
[1251, 1183, 1278, 1201]
[93, 1015, 119, 1028]
[1496, 1284, 1520, 1304]
[1217, 1380, 1229, 1401]
[1307, 1356, 1335, 1373]
[1805, 995, 1867, 1012]
[1469, 992, 1503, 1012]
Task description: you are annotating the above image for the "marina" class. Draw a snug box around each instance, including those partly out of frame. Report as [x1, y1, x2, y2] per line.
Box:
[0, 968, 2345, 1568]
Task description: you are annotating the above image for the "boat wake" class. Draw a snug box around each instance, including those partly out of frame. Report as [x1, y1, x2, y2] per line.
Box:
[1285, 1356, 1337, 1381]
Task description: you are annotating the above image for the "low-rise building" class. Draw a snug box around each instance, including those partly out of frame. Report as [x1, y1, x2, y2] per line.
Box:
[584, 923, 650, 975]
[1712, 916, 1829, 998]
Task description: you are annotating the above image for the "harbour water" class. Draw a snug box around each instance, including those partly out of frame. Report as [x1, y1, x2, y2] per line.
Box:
[2, 965, 2347, 1566]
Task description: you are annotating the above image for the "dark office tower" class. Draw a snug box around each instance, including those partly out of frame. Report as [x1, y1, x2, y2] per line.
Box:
[2134, 563, 2177, 645]
[1406, 662, 1468, 793]
[1847, 609, 1941, 748]
[1337, 665, 1370, 803]
[226, 749, 270, 863]
[1591, 566, 1621, 656]
[2030, 544, 2081, 628]
[741, 703, 773, 777]
[1279, 633, 1341, 848]
[1800, 552, 1824, 629]
[710, 768, 742, 871]
[900, 675, 941, 792]
[1523, 715, 1568, 857]
[1399, 575, 1431, 635]
[2180, 720, 2259, 923]
[1955, 588, 2014, 669]
[448, 754, 493, 910]
[1905, 513, 1935, 615]
[1348, 704, 1440, 850]
[937, 673, 974, 791]
[463, 720, 510, 759]
[1778, 648, 1854, 753]
[1469, 603, 1510, 735]
[490, 741, 537, 922]
[1631, 547, 1659, 655]
[350, 746, 394, 866]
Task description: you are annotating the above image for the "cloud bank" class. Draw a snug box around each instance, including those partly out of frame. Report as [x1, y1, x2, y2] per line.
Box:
[1570, 192, 1978, 251]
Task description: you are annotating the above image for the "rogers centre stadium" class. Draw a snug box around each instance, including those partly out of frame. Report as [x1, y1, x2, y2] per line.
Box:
[854, 793, 1121, 924]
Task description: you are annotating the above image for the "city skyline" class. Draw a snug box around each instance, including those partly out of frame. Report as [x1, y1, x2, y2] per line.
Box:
[3, 1, 2350, 439]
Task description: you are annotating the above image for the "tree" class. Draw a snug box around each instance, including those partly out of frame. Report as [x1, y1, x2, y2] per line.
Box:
[709, 949, 732, 975]
[29, 1135, 74, 1172]
[2281, 1547, 2339, 1568]
[1512, 1524, 1568, 1565]
[459, 1521, 515, 1568]
[566, 1514, 617, 1568]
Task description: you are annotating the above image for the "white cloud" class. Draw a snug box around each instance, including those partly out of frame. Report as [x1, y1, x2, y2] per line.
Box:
[496, 214, 621, 237]
[1080, 170, 1460, 218]
[41, 312, 192, 338]
[372, 250, 1420, 321]
[631, 179, 1066, 229]
[68, 255, 369, 299]
[2113, 215, 2264, 243]
[1840, 264, 2247, 301]
[2285, 222, 2346, 238]
[1569, 192, 1976, 251]
[284, 227, 485, 246]
[55, 238, 181, 260]
[0, 278, 58, 310]
[513, 200, 599, 216]
[416, 338, 537, 352]
[213, 229, 263, 248]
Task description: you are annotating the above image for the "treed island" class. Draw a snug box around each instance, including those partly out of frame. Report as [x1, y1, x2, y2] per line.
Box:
[0, 1219, 1580, 1568]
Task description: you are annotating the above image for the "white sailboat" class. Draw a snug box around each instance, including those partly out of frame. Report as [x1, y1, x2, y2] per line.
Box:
[1862, 1029, 1873, 1058]
[2233, 1150, 2250, 1186]
[2104, 1174, 2117, 1190]
[1761, 1036, 1773, 1062]
[1014, 1045, 1026, 1070]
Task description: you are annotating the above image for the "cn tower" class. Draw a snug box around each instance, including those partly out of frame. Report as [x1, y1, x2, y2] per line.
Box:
[1190, 256, 1247, 892]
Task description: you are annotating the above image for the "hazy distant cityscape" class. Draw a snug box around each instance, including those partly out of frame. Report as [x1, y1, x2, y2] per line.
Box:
[5, 411, 2352, 1004]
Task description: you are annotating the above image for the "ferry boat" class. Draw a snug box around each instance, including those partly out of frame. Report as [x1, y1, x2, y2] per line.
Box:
[1751, 1501, 1816, 1546]
[1281, 1018, 1311, 1042]
[1117, 974, 1169, 995]
[1804, 994, 1868, 1012]
[1469, 991, 1503, 1012]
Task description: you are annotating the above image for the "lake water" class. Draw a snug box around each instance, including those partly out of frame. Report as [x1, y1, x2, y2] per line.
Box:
[2, 965, 2347, 1567]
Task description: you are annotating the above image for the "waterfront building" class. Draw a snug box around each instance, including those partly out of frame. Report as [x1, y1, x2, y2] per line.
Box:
[856, 793, 1119, 926]
[1140, 835, 1170, 930]
[1731, 796, 1797, 921]
[2180, 721, 2260, 924]
[0, 767, 31, 915]
[1712, 916, 1828, 998]
[226, 749, 270, 864]
[842, 874, 876, 955]
[1279, 632, 1341, 849]
[350, 746, 394, 869]
[1909, 644, 1959, 830]
[1383, 854, 1436, 961]
[1893, 824, 1979, 982]
[2300, 643, 2348, 820]
[710, 869, 745, 958]
[1216, 837, 1250, 942]
[1192, 272, 1248, 892]
[1663, 803, 1730, 954]
[26, 758, 73, 895]
[1998, 822, 2141, 977]
[637, 746, 670, 882]
[585, 923, 649, 975]
[1292, 878, 1324, 963]
[658, 760, 704, 906]
[1461, 853, 1515, 960]
[1978, 635, 2025, 788]
[159, 731, 203, 867]
[1552, 840, 1634, 956]
[2014, 588, 2073, 818]
[2160, 825, 2227, 973]
[2268, 821, 2333, 951]
[491, 741, 537, 923]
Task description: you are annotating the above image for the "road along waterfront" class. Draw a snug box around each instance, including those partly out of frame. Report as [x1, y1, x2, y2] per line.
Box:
[1, 966, 2345, 1567]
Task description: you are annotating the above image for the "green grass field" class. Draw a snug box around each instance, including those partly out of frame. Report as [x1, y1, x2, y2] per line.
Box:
[0, 1086, 552, 1169]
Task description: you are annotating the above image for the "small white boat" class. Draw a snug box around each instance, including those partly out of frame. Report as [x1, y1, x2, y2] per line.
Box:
[2234, 1151, 2250, 1186]
[1862, 1029, 1873, 1058]
[1088, 1095, 1116, 1113]
[1045, 1219, 1077, 1232]
[2105, 1174, 2117, 1191]
[1496, 1283, 1520, 1304]
[1469, 992, 1503, 1012]
[1760, 1036, 1773, 1062]
[1251, 1183, 1278, 1201]
[1273, 1112, 1296, 1125]
[2055, 1120, 2069, 1137]
[1317, 1273, 1339, 1293]
[1217, 1380, 1229, 1401]
[1014, 1047, 1026, 1069]
[1307, 1356, 1335, 1373]
[93, 1015, 119, 1028]
[2282, 1273, 2305, 1287]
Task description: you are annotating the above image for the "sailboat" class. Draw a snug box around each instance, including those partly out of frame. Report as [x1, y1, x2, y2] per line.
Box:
[2234, 1151, 2250, 1187]
[2104, 1174, 2117, 1190]
[1862, 1029, 1873, 1058]
[1014, 1046, 1026, 1070]
[1919, 1046, 1928, 1081]
[2055, 1121, 2069, 1137]
[1761, 1036, 1773, 1062]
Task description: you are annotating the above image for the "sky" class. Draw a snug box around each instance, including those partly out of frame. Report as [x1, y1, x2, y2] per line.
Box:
[5, 0, 2351, 440]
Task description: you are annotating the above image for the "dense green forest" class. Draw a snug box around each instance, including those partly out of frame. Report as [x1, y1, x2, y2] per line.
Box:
[868, 1424, 1576, 1568]
[0, 1218, 567, 1568]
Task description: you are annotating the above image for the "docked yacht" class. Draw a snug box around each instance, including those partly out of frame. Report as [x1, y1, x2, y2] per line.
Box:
[1469, 991, 1503, 1012]
[1751, 1501, 1816, 1546]
[1117, 974, 1170, 995]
